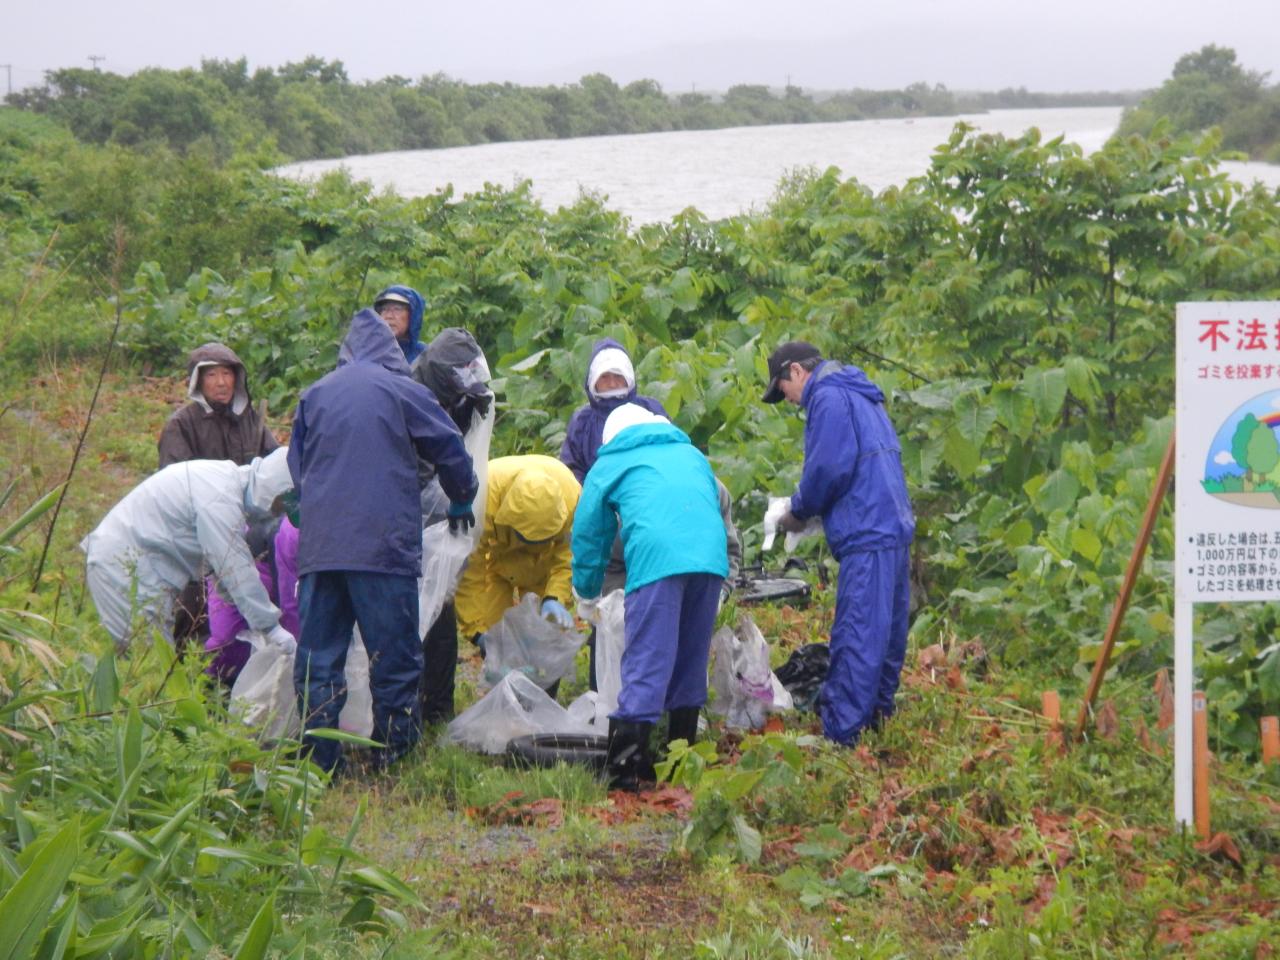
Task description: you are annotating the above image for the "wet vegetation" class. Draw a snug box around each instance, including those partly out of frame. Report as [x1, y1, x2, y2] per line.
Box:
[2, 60, 1279, 956]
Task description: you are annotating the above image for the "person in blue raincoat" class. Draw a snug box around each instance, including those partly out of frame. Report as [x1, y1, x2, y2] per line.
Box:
[373, 285, 427, 365]
[762, 341, 914, 746]
[560, 338, 667, 483]
[572, 404, 728, 790]
[287, 308, 477, 774]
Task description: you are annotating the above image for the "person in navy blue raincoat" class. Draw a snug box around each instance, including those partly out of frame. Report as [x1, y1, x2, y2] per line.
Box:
[287, 308, 477, 774]
[373, 285, 427, 365]
[762, 341, 914, 746]
[572, 404, 728, 790]
[560, 338, 668, 483]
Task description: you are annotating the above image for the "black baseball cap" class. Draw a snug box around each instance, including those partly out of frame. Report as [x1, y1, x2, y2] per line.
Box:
[762, 341, 822, 403]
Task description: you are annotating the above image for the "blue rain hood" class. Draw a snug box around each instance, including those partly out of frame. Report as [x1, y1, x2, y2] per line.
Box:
[373, 285, 426, 364]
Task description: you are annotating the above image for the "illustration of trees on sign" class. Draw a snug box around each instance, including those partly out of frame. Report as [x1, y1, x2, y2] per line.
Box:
[1203, 390, 1280, 507]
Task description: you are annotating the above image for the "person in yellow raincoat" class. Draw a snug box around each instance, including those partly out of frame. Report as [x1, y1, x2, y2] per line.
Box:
[454, 455, 581, 639]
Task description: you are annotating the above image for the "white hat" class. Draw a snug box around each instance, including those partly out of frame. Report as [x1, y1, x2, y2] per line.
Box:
[588, 347, 635, 399]
[602, 404, 667, 445]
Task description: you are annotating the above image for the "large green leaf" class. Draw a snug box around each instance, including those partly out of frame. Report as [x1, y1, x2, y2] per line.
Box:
[0, 818, 79, 960]
[1019, 367, 1068, 424]
[952, 391, 998, 448]
[231, 891, 276, 960]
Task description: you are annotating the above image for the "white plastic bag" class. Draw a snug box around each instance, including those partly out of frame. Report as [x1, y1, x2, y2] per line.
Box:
[441, 671, 593, 754]
[762, 495, 823, 553]
[579, 589, 626, 728]
[418, 520, 475, 638]
[339, 629, 374, 738]
[231, 629, 374, 741]
[482, 592, 586, 691]
[708, 615, 794, 730]
[230, 631, 299, 740]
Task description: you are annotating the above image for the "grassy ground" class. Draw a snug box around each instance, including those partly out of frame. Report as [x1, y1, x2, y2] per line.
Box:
[2, 366, 1278, 959]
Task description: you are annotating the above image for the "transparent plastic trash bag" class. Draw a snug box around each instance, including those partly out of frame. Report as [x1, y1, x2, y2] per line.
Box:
[230, 631, 298, 741]
[442, 671, 593, 754]
[482, 592, 586, 691]
[708, 615, 794, 730]
[577, 589, 626, 728]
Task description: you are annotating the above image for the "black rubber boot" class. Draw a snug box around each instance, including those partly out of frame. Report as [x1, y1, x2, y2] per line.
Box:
[605, 718, 656, 792]
[665, 706, 701, 749]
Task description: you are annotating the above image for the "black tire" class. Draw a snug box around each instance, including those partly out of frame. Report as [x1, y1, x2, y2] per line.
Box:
[505, 733, 610, 772]
[738, 576, 810, 605]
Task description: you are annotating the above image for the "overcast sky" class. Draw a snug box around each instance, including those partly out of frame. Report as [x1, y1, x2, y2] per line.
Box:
[5, 0, 1278, 95]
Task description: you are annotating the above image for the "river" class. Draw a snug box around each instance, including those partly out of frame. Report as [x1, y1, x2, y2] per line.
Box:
[278, 106, 1280, 224]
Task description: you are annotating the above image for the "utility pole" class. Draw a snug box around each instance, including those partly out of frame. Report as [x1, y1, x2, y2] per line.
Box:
[0, 64, 11, 97]
[88, 55, 105, 71]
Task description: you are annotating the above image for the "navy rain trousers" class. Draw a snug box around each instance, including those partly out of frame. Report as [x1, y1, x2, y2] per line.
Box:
[295, 571, 422, 772]
[617, 572, 721, 724]
[822, 545, 911, 744]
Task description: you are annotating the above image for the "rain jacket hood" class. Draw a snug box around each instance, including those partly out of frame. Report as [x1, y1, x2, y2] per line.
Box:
[373, 285, 426, 364]
[560, 338, 667, 483]
[340, 308, 412, 374]
[453, 456, 580, 637]
[572, 422, 727, 598]
[186, 342, 251, 415]
[240, 448, 294, 520]
[584, 338, 637, 409]
[411, 327, 493, 431]
[493, 470, 570, 542]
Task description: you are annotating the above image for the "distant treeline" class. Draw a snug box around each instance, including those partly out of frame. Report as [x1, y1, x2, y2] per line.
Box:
[1119, 45, 1280, 162]
[5, 57, 1138, 162]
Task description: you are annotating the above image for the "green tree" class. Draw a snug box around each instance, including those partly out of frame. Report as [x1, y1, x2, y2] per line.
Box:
[1246, 421, 1280, 485]
[1232, 413, 1260, 487]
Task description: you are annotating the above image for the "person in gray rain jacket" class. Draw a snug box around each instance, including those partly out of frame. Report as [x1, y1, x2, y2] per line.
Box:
[80, 448, 297, 655]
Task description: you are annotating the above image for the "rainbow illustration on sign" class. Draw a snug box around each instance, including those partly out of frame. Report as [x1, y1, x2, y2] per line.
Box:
[1202, 389, 1280, 508]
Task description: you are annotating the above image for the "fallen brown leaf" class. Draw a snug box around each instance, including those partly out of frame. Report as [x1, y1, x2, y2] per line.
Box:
[1095, 699, 1120, 740]
[1195, 831, 1243, 866]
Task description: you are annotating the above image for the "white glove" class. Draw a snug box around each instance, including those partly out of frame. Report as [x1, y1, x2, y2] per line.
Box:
[574, 590, 601, 624]
[267, 624, 297, 655]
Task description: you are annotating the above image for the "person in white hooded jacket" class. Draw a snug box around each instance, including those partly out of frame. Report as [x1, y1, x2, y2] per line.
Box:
[80, 448, 297, 653]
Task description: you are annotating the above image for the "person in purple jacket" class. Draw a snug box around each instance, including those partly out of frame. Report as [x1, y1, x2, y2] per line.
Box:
[560, 339, 668, 484]
[204, 517, 300, 686]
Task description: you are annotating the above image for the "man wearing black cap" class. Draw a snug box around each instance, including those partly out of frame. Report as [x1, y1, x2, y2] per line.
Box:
[763, 341, 914, 745]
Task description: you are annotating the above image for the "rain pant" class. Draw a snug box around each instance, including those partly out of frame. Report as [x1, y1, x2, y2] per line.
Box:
[205, 518, 299, 683]
[559, 338, 667, 483]
[454, 455, 580, 638]
[789, 360, 914, 744]
[80, 449, 294, 647]
[374, 284, 427, 365]
[572, 421, 727, 599]
[157, 342, 278, 468]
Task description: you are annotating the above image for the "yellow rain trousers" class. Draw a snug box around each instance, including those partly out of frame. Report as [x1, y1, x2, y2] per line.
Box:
[454, 455, 581, 638]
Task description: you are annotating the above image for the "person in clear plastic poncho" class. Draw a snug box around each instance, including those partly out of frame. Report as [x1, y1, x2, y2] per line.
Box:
[80, 448, 297, 655]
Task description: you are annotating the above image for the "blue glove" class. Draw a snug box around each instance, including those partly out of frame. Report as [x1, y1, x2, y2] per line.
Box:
[540, 597, 573, 629]
[447, 500, 475, 534]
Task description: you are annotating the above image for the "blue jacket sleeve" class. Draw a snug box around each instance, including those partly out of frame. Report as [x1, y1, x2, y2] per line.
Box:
[791, 388, 858, 521]
[560, 408, 589, 484]
[570, 473, 618, 600]
[402, 382, 478, 505]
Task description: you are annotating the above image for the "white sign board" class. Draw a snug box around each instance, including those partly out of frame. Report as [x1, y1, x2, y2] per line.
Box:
[1177, 301, 1280, 601]
[1175, 300, 1280, 823]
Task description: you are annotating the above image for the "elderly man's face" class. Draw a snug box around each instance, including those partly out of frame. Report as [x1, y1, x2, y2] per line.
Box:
[779, 362, 809, 405]
[199, 365, 236, 405]
[378, 302, 411, 339]
[594, 371, 628, 394]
